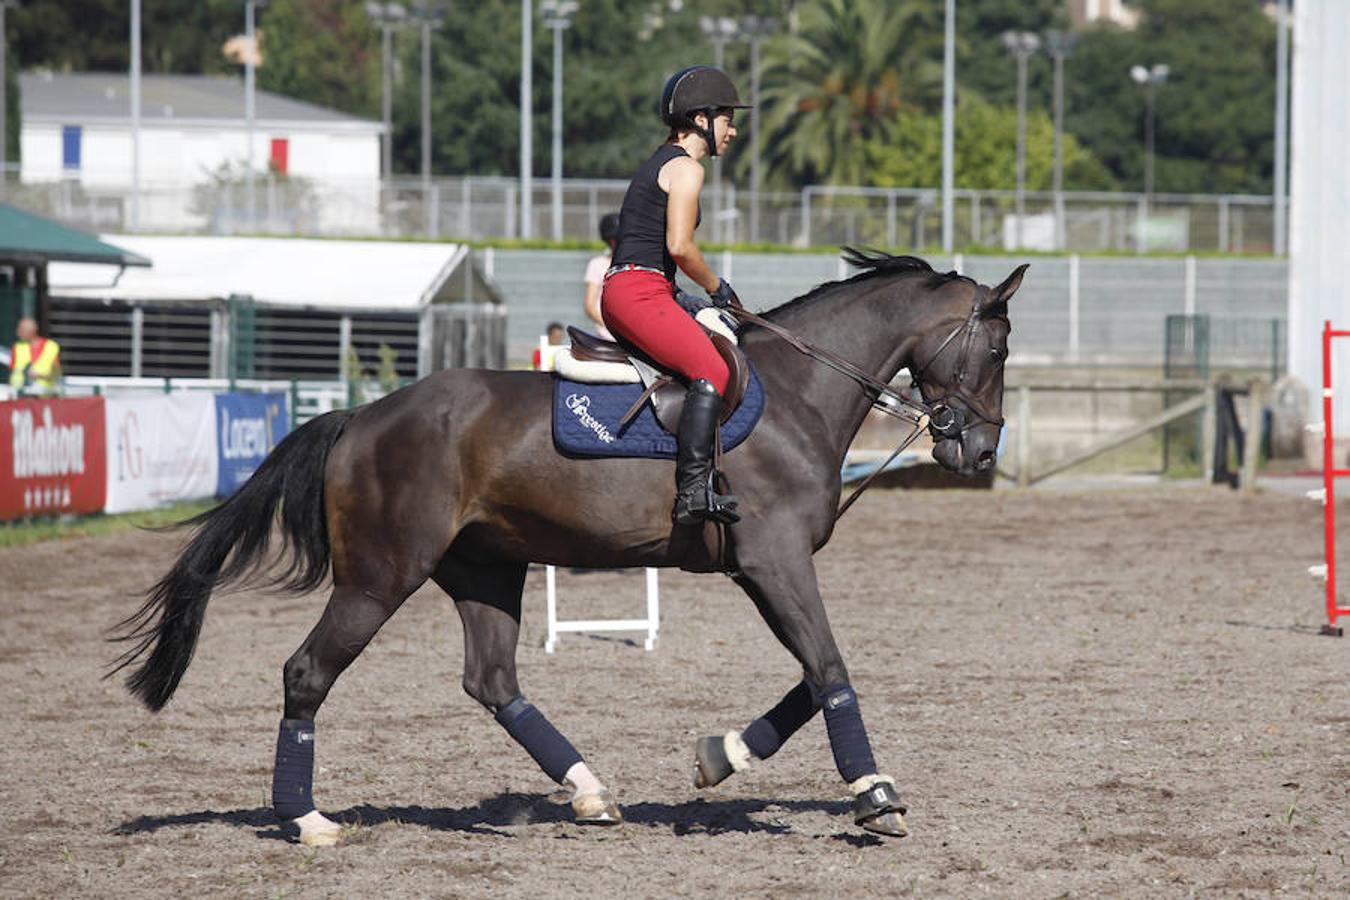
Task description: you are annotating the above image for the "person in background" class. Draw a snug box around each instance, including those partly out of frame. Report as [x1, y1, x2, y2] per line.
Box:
[582, 213, 620, 339]
[9, 317, 62, 396]
[532, 321, 567, 371]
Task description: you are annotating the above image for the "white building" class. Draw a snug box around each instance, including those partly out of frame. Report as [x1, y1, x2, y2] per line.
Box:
[19, 71, 383, 233]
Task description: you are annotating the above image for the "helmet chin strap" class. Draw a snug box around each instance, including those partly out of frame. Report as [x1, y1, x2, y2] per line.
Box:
[695, 109, 719, 158]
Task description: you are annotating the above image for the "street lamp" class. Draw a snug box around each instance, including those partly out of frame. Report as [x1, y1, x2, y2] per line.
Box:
[0, 0, 20, 201]
[520, 0, 532, 239]
[241, 1, 268, 230]
[740, 15, 776, 245]
[365, 2, 408, 182]
[540, 0, 577, 242]
[410, 4, 446, 188]
[130, 0, 141, 230]
[1130, 62, 1170, 243]
[699, 16, 738, 244]
[1003, 30, 1040, 250]
[941, 0, 955, 252]
[1045, 29, 1077, 251]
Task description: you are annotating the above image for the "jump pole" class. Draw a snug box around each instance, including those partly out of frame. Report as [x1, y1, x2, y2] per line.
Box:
[1308, 320, 1350, 636]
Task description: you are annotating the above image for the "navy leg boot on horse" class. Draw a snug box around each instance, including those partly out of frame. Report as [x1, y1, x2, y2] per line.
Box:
[821, 685, 908, 838]
[694, 680, 819, 787]
[673, 379, 740, 526]
[272, 719, 343, 846]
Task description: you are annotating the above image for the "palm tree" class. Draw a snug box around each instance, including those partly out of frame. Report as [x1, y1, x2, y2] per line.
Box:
[748, 0, 943, 187]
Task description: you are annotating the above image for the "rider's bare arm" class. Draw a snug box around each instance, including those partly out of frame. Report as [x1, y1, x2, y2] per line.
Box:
[661, 156, 720, 294]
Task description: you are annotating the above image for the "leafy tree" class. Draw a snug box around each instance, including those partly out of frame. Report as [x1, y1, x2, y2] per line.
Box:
[863, 95, 1117, 191]
[12, 0, 245, 75]
[1064, 0, 1277, 194]
[258, 0, 378, 119]
[752, 0, 943, 186]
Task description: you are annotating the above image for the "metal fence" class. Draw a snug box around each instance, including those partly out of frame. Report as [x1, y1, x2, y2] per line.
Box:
[485, 248, 1288, 368]
[10, 171, 1282, 255]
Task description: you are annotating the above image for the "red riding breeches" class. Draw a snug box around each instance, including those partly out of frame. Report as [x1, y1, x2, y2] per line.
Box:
[600, 269, 730, 397]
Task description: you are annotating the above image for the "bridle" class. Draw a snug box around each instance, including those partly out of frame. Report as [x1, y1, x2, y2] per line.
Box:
[906, 286, 1007, 444]
[725, 288, 1006, 519]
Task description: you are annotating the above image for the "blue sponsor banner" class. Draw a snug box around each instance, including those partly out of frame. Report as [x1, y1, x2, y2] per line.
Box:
[214, 392, 289, 496]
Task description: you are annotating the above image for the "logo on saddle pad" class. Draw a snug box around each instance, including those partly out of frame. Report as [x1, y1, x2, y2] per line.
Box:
[565, 393, 616, 444]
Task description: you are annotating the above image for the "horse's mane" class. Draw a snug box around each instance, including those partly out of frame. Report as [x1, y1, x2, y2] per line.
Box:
[765, 247, 974, 318]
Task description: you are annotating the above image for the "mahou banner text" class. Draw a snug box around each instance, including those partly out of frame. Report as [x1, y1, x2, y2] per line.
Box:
[0, 397, 108, 520]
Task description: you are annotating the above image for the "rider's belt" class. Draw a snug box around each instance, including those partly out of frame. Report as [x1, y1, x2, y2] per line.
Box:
[605, 263, 668, 281]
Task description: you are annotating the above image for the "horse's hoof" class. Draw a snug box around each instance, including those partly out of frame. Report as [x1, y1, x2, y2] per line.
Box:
[573, 790, 624, 826]
[693, 735, 734, 788]
[852, 777, 908, 838]
[860, 810, 909, 838]
[294, 810, 343, 846]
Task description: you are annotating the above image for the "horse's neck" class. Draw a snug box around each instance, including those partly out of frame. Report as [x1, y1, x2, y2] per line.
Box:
[761, 277, 929, 461]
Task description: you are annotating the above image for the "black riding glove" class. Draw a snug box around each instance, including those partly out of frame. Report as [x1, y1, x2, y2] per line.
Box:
[675, 288, 712, 317]
[708, 278, 742, 310]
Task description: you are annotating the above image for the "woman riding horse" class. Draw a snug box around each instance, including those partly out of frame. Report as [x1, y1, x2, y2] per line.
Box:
[602, 65, 748, 526]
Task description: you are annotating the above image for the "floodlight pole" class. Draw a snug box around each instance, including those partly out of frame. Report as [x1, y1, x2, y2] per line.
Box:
[1004, 32, 1039, 250]
[245, 0, 258, 230]
[1046, 30, 1076, 252]
[0, 1, 15, 200]
[365, 3, 408, 184]
[742, 16, 776, 245]
[130, 0, 141, 231]
[940, 0, 955, 252]
[1273, 0, 1289, 255]
[541, 1, 576, 242]
[520, 0, 533, 239]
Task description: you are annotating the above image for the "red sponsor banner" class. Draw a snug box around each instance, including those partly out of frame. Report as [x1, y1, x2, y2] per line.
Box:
[0, 397, 108, 520]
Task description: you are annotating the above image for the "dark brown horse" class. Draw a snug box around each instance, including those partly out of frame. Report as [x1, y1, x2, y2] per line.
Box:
[111, 251, 1024, 845]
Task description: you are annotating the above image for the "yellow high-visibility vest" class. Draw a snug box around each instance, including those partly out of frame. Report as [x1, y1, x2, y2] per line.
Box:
[9, 337, 62, 393]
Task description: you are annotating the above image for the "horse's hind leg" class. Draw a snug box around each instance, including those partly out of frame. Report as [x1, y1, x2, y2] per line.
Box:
[433, 554, 622, 825]
[273, 581, 417, 846]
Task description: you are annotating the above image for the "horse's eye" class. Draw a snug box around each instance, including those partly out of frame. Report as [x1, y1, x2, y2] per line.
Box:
[989, 348, 1004, 361]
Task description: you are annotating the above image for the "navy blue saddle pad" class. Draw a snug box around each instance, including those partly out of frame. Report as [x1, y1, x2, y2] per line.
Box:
[552, 367, 765, 459]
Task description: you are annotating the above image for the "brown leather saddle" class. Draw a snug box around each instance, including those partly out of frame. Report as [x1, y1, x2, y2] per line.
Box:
[566, 325, 751, 433]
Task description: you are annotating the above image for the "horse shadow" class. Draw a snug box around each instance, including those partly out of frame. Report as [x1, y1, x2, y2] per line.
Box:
[114, 793, 876, 844]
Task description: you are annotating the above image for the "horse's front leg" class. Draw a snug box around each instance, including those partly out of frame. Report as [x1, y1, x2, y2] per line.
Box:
[698, 543, 908, 837]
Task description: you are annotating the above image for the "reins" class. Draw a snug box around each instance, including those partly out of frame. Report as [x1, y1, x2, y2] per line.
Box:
[724, 306, 932, 521]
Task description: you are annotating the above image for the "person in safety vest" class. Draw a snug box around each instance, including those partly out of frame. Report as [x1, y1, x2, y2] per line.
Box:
[9, 318, 62, 395]
[600, 65, 748, 526]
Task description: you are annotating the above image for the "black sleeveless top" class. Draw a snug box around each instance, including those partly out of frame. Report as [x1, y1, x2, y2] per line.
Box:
[613, 144, 699, 282]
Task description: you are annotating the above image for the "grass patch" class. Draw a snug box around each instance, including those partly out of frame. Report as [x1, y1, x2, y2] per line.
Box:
[0, 499, 215, 549]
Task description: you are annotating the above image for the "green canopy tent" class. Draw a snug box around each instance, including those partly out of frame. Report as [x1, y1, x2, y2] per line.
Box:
[0, 203, 151, 354]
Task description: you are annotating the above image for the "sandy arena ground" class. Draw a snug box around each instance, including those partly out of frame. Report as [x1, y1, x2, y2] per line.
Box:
[0, 487, 1347, 898]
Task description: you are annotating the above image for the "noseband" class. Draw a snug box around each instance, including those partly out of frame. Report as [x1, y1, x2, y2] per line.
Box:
[908, 287, 1006, 443]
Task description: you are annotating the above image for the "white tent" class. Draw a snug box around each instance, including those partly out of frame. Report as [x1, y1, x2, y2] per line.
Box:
[49, 235, 470, 310]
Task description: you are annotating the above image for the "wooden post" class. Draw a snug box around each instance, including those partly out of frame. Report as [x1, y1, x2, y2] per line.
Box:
[1016, 385, 1032, 488]
[1240, 379, 1264, 494]
[1201, 382, 1217, 483]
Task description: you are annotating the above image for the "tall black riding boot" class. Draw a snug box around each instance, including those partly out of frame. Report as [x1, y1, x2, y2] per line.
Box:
[673, 379, 741, 526]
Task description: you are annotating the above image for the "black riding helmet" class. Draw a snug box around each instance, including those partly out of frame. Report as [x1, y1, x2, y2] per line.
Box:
[660, 65, 750, 158]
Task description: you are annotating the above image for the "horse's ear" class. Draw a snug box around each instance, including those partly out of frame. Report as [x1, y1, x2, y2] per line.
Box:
[983, 263, 1028, 316]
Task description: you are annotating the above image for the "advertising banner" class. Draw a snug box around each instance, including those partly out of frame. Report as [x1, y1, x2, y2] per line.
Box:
[105, 394, 218, 514]
[215, 392, 289, 496]
[0, 397, 107, 520]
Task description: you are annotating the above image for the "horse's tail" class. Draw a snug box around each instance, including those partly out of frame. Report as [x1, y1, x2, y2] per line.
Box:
[108, 409, 353, 712]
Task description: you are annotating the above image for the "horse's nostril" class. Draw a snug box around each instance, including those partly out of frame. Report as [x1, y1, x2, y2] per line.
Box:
[977, 450, 996, 470]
